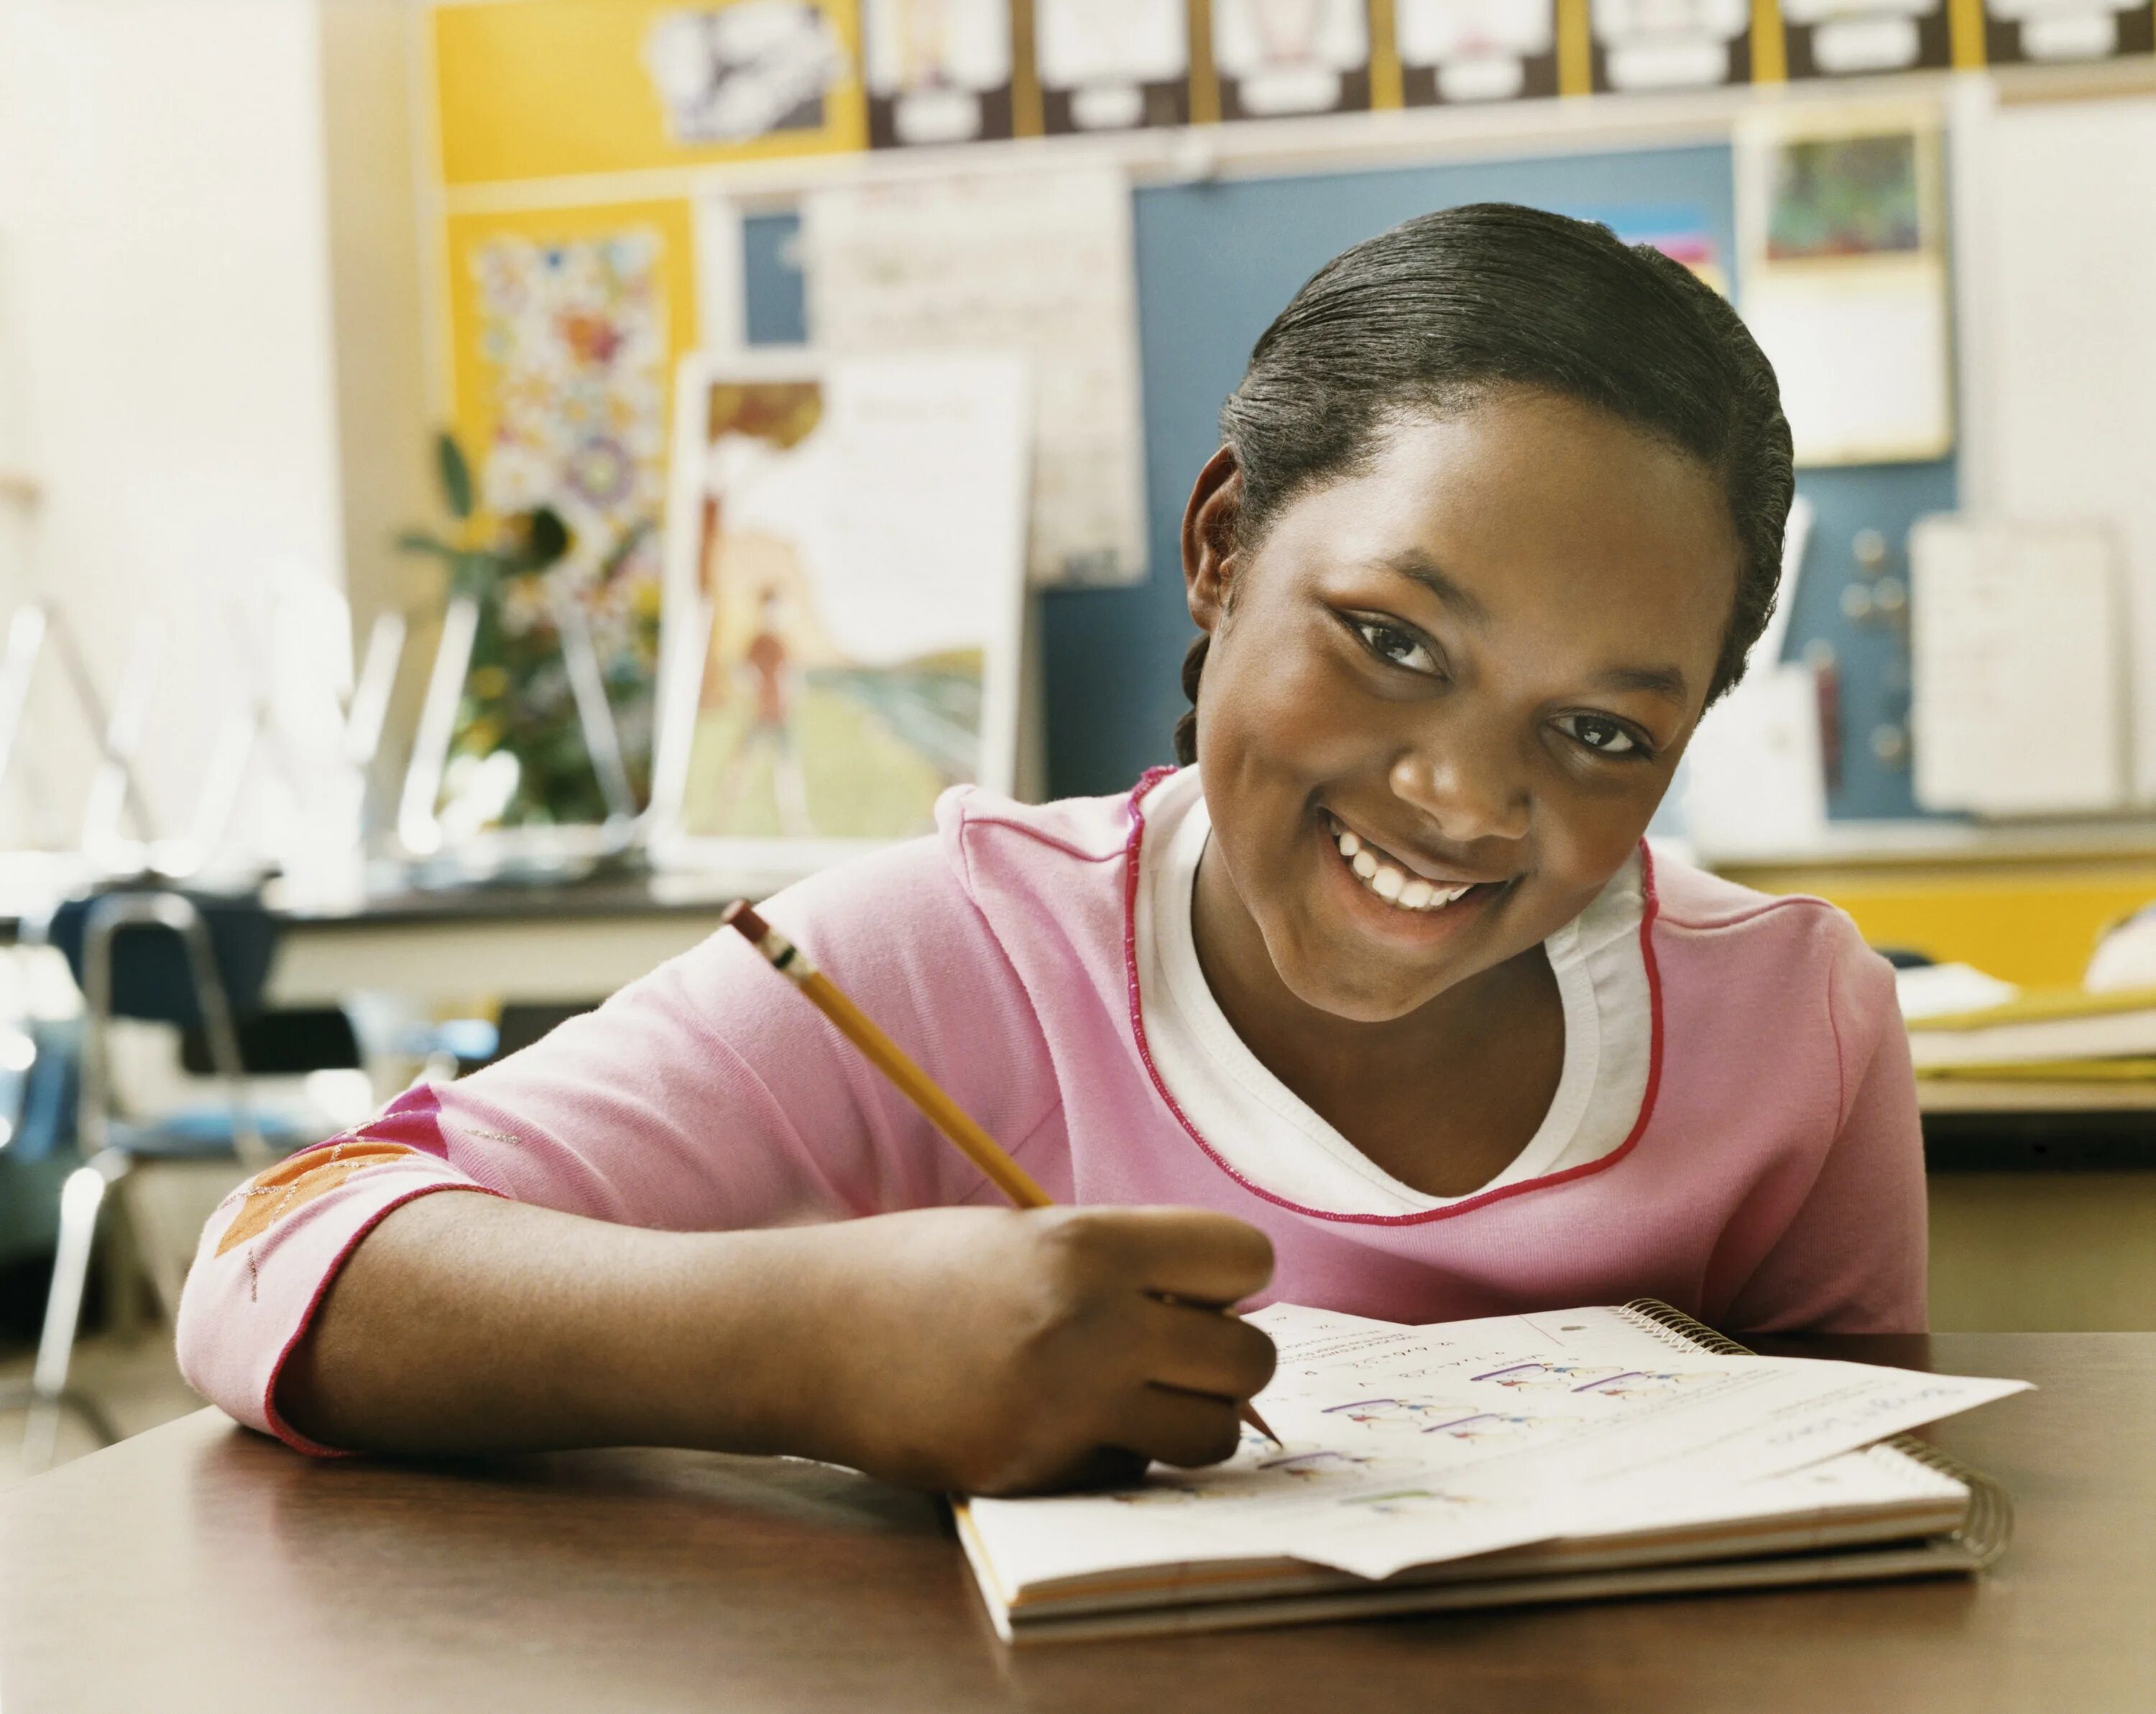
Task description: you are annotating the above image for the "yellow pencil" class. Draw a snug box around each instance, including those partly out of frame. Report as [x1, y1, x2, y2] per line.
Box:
[723, 900, 1281, 1449]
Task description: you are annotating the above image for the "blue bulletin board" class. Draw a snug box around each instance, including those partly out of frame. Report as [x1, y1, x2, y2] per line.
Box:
[742, 140, 1953, 821]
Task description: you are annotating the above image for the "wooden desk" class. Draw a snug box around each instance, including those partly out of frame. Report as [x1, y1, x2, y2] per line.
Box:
[1, 1335, 2147, 1713]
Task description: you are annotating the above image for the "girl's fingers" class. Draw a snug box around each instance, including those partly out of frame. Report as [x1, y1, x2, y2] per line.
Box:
[1137, 1294, 1278, 1402]
[1090, 1207, 1276, 1307]
[1047, 1444, 1151, 1493]
[1107, 1381, 1247, 1471]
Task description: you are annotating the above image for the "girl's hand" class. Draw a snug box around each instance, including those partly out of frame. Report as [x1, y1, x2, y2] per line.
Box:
[780, 1204, 1278, 1496]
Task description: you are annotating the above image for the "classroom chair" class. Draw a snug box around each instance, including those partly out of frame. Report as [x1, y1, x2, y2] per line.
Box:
[11, 888, 285, 1472]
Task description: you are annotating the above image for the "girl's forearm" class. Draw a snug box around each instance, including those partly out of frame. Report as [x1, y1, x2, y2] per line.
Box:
[271, 1192, 847, 1457]
[271, 1192, 1277, 1493]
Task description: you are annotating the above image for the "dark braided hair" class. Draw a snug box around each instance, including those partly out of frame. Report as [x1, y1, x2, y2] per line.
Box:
[1174, 202, 1793, 767]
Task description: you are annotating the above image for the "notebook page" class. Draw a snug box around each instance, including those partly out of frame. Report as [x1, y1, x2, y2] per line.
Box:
[965, 1304, 2025, 1584]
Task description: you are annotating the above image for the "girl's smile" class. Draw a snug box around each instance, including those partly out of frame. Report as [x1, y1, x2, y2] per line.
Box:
[1316, 807, 1512, 950]
[1325, 811, 1503, 911]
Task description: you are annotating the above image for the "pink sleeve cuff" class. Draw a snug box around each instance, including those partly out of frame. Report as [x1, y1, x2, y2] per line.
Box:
[175, 1087, 502, 1456]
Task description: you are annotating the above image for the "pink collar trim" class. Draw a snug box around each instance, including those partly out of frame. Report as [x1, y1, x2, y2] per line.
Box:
[1118, 766, 1664, 1227]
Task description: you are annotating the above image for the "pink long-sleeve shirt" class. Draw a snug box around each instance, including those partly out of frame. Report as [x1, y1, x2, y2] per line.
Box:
[176, 768, 1927, 1452]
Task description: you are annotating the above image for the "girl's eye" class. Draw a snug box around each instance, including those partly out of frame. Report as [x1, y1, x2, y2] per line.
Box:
[1351, 619, 1442, 676]
[1556, 713, 1647, 757]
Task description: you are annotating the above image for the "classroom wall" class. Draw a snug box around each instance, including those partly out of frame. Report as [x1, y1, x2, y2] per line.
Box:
[414, 5, 2156, 833]
[0, 0, 345, 840]
[319, 0, 438, 781]
[0, 0, 433, 849]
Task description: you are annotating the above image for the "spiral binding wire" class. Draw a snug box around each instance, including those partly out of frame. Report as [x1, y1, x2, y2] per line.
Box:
[1618, 1299, 2014, 1571]
[1619, 1298, 1752, 1356]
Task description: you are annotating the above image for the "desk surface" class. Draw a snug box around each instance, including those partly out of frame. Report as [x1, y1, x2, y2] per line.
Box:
[2, 1335, 2150, 1713]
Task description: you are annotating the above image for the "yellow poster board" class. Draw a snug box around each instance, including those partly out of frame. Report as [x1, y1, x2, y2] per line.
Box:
[433, 0, 867, 185]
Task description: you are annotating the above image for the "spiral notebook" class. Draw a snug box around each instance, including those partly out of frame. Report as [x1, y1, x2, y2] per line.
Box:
[956, 1300, 2022, 1644]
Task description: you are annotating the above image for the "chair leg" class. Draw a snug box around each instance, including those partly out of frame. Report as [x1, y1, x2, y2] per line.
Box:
[21, 1161, 117, 1473]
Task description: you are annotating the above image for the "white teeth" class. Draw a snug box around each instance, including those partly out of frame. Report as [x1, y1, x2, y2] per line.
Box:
[1331, 821, 1481, 913]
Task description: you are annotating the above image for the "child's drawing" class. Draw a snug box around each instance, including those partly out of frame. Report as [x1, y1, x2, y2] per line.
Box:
[1322, 1396, 1540, 1440]
[1470, 1360, 1626, 1392]
[1567, 1368, 1714, 1399]
[658, 353, 1026, 862]
[1469, 1358, 1715, 1398]
[1109, 1442, 1423, 1506]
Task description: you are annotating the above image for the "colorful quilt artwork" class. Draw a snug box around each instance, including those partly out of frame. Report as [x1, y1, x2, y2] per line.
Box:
[466, 231, 671, 815]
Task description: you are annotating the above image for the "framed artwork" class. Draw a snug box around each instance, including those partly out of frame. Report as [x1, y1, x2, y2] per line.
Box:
[653, 350, 1029, 873]
[1211, 0, 1374, 120]
[1589, 0, 1751, 93]
[1034, 0, 1192, 132]
[1982, 0, 2155, 64]
[1396, 0, 1560, 105]
[1780, 0, 1951, 80]
[1761, 131, 1925, 261]
[860, 0, 1016, 147]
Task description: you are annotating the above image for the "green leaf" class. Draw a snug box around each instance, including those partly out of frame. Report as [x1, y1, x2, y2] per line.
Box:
[522, 507, 571, 568]
[394, 529, 458, 560]
[436, 430, 474, 521]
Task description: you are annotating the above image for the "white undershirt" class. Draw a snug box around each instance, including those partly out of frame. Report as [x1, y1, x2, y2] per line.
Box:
[1130, 768, 1654, 1217]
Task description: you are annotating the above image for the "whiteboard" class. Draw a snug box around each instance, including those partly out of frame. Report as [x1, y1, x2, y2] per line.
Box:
[1958, 93, 2156, 800]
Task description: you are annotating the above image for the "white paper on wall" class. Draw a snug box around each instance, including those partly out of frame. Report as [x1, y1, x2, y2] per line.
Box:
[1744, 269, 1953, 467]
[1682, 662, 1830, 860]
[801, 167, 1147, 589]
[1908, 516, 2127, 816]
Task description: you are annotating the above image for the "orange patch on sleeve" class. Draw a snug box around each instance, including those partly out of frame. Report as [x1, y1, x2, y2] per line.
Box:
[215, 1141, 421, 1257]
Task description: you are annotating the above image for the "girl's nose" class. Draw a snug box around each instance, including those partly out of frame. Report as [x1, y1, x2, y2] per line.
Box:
[1388, 740, 1531, 847]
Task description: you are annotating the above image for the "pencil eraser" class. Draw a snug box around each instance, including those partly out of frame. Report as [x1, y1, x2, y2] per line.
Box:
[723, 900, 770, 942]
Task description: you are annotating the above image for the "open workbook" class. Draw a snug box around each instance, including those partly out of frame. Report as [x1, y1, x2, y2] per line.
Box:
[957, 1301, 2027, 1644]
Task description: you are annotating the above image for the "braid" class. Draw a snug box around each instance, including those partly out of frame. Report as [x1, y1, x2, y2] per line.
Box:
[1174, 632, 1210, 766]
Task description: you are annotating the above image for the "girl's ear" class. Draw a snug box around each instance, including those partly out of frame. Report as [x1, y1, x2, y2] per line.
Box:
[1181, 446, 1243, 633]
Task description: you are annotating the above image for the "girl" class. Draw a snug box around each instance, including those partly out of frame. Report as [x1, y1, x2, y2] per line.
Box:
[176, 204, 1923, 1497]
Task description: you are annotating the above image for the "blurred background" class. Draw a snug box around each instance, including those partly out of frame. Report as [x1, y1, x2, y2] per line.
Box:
[1, 0, 2152, 1474]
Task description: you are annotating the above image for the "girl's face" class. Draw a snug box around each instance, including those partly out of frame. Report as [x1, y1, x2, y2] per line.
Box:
[1184, 390, 1740, 1023]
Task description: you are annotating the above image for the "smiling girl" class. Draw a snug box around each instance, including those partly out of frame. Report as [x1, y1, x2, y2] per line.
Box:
[176, 204, 1923, 1495]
